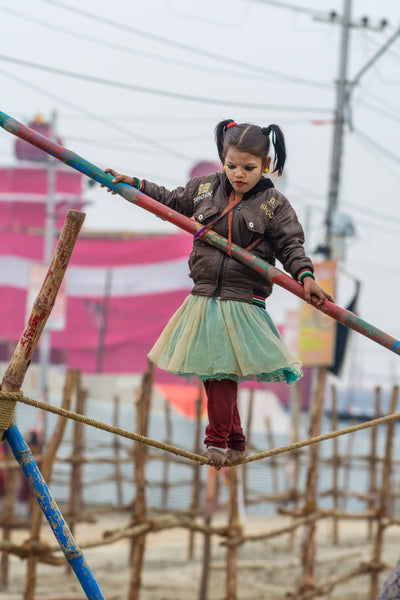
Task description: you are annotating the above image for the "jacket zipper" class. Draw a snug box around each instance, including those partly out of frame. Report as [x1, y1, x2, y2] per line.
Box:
[214, 254, 227, 299]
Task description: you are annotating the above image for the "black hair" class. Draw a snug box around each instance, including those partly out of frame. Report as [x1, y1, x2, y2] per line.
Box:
[215, 119, 287, 176]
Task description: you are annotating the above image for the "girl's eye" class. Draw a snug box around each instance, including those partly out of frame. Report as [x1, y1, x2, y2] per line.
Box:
[226, 164, 236, 170]
[244, 166, 257, 172]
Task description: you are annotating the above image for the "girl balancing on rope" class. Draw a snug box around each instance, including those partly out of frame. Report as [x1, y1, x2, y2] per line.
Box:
[103, 120, 333, 469]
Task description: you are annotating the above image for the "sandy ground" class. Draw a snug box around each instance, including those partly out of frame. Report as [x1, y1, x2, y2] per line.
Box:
[1, 509, 400, 600]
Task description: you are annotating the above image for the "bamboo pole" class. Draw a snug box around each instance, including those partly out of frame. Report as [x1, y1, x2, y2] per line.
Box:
[128, 362, 153, 600]
[0, 209, 85, 434]
[226, 468, 240, 600]
[0, 209, 104, 599]
[68, 378, 86, 543]
[161, 397, 172, 508]
[198, 468, 219, 600]
[288, 381, 303, 550]
[331, 385, 340, 545]
[23, 369, 78, 600]
[369, 385, 398, 599]
[188, 382, 203, 560]
[265, 416, 280, 506]
[113, 395, 124, 506]
[243, 388, 254, 506]
[368, 387, 381, 541]
[0, 451, 18, 586]
[299, 368, 327, 596]
[1, 110, 399, 357]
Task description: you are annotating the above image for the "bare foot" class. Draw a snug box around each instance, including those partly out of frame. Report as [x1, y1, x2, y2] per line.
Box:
[203, 447, 228, 469]
[226, 448, 246, 464]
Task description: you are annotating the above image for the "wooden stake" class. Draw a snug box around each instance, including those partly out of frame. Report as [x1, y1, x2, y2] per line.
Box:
[113, 395, 124, 506]
[188, 381, 203, 560]
[367, 386, 381, 541]
[369, 385, 398, 599]
[331, 385, 339, 545]
[226, 467, 240, 600]
[23, 369, 78, 600]
[128, 362, 153, 600]
[243, 389, 254, 505]
[299, 368, 327, 596]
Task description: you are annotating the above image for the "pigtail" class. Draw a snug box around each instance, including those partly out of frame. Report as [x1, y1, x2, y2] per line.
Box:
[262, 124, 286, 176]
[215, 119, 236, 162]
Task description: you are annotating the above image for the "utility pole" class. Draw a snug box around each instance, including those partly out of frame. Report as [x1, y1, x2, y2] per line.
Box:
[325, 0, 352, 257]
[315, 2, 389, 258]
[38, 110, 57, 407]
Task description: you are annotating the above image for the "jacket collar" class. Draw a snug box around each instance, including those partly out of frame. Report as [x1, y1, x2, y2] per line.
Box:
[218, 171, 275, 199]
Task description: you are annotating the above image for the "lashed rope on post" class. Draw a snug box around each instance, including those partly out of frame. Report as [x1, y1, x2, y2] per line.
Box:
[2, 390, 400, 467]
[0, 390, 23, 430]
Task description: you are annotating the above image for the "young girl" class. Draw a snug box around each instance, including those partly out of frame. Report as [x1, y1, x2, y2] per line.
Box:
[104, 120, 333, 468]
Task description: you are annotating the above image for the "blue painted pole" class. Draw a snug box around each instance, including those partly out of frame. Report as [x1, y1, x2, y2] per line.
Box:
[4, 423, 105, 600]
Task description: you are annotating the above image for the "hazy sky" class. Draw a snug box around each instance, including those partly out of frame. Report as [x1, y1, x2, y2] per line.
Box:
[1, 0, 400, 392]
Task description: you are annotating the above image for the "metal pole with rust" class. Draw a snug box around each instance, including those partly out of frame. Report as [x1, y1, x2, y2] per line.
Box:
[0, 109, 399, 357]
[0, 210, 105, 600]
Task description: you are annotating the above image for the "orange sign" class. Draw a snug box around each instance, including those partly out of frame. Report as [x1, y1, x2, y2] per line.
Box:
[297, 260, 337, 367]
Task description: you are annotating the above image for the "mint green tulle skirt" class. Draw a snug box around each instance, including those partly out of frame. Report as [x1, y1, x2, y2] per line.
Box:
[148, 295, 303, 384]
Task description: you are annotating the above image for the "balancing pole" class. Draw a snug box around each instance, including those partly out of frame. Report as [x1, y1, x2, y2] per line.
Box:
[0, 109, 399, 357]
[0, 209, 105, 600]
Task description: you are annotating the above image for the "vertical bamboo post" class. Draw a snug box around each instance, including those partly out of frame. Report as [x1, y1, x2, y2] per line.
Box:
[265, 417, 280, 505]
[299, 367, 327, 596]
[128, 362, 153, 600]
[113, 395, 124, 507]
[69, 376, 86, 542]
[243, 389, 254, 505]
[288, 381, 302, 551]
[331, 385, 340, 545]
[0, 453, 18, 587]
[342, 418, 355, 514]
[368, 386, 381, 541]
[161, 397, 172, 508]
[369, 385, 398, 599]
[198, 468, 218, 600]
[0, 210, 104, 599]
[226, 467, 240, 600]
[188, 381, 203, 560]
[0, 209, 86, 423]
[23, 369, 79, 600]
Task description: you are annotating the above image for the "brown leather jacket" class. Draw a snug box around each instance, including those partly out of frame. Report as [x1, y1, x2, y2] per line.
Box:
[142, 171, 314, 303]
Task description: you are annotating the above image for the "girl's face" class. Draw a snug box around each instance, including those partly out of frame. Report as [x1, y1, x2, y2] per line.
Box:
[224, 147, 271, 197]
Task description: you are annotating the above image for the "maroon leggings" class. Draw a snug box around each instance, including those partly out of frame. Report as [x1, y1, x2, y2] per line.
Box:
[203, 379, 246, 451]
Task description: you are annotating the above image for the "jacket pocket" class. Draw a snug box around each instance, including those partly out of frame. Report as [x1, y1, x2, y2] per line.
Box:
[239, 207, 266, 235]
[193, 201, 220, 225]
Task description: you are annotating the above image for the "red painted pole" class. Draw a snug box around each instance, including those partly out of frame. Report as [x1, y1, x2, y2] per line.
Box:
[0, 110, 399, 357]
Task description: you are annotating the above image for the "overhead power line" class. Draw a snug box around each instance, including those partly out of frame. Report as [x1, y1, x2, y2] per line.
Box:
[0, 68, 191, 161]
[0, 54, 333, 114]
[245, 0, 327, 18]
[37, 0, 331, 90]
[0, 5, 284, 84]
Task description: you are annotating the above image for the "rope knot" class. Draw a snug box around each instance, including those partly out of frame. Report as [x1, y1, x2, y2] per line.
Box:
[0, 390, 23, 432]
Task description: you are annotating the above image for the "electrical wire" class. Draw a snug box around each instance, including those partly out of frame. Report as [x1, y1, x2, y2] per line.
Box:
[0, 5, 289, 84]
[356, 97, 400, 126]
[0, 68, 192, 161]
[353, 129, 400, 167]
[37, 0, 332, 90]
[0, 54, 333, 114]
[244, 0, 330, 18]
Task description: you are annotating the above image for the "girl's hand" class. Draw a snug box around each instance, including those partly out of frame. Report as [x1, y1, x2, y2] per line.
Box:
[101, 169, 134, 194]
[302, 276, 334, 306]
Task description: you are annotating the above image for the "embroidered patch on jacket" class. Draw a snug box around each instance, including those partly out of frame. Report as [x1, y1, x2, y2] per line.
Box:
[193, 182, 212, 204]
[260, 200, 275, 219]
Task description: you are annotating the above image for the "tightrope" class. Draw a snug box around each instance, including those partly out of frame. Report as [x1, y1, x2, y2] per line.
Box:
[2, 391, 400, 467]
